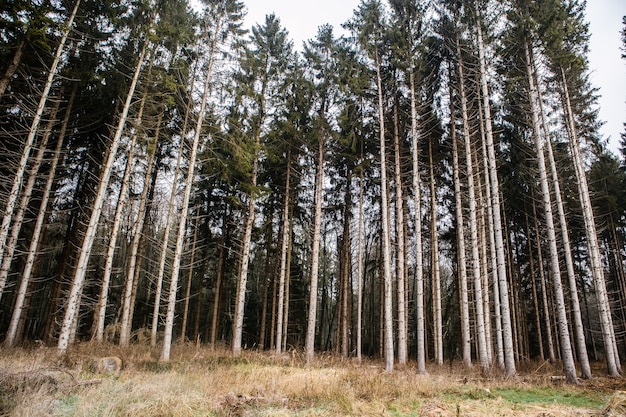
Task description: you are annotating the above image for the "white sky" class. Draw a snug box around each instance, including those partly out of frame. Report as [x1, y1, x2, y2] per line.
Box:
[242, 1, 625, 155]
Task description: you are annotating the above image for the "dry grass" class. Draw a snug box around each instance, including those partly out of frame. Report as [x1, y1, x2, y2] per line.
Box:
[0, 343, 622, 416]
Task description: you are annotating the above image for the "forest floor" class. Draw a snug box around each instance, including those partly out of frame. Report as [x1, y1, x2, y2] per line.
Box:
[1, 343, 625, 416]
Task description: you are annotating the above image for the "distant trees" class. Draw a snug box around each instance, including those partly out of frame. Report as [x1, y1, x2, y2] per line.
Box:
[0, 0, 623, 382]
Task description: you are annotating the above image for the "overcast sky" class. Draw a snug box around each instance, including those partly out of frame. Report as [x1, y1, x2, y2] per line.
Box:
[242, 0, 625, 156]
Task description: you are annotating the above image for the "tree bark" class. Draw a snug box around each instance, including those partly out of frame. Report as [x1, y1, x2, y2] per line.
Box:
[475, 6, 515, 377]
[4, 86, 74, 347]
[0, 0, 81, 299]
[57, 14, 148, 355]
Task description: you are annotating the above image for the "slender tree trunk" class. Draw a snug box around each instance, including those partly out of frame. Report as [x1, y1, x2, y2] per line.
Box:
[57, 18, 148, 355]
[282, 210, 294, 351]
[0, 0, 81, 300]
[457, 43, 489, 371]
[477, 95, 503, 369]
[4, 86, 75, 347]
[340, 172, 352, 359]
[0, 34, 28, 99]
[450, 80, 471, 368]
[393, 98, 407, 365]
[92, 92, 146, 342]
[210, 217, 227, 349]
[374, 52, 394, 372]
[305, 113, 325, 364]
[118, 110, 160, 347]
[428, 138, 443, 366]
[525, 212, 545, 361]
[532, 194, 557, 363]
[560, 67, 620, 377]
[275, 149, 292, 353]
[0, 87, 62, 294]
[410, 66, 426, 374]
[524, 41, 578, 384]
[161, 42, 217, 361]
[180, 214, 200, 343]
[475, 7, 515, 377]
[356, 162, 364, 363]
[534, 53, 591, 379]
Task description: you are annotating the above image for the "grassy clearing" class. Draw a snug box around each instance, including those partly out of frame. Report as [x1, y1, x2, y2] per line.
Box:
[0, 343, 623, 416]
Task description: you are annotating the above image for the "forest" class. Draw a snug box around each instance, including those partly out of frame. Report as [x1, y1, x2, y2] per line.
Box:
[1, 0, 626, 387]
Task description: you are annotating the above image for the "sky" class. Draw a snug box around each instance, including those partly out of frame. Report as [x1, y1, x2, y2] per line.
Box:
[242, 0, 625, 156]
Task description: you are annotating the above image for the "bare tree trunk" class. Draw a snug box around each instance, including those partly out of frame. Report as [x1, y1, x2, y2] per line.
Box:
[475, 7, 515, 377]
[180, 214, 200, 343]
[275, 150, 292, 353]
[118, 110, 160, 347]
[92, 90, 146, 342]
[534, 51, 591, 379]
[305, 115, 325, 364]
[393, 99, 408, 365]
[210, 218, 227, 349]
[57, 17, 148, 355]
[560, 67, 620, 377]
[526, 39, 578, 384]
[428, 138, 443, 366]
[532, 194, 557, 363]
[525, 213, 544, 361]
[0, 34, 28, 99]
[162, 41, 217, 361]
[410, 66, 426, 374]
[457, 43, 489, 372]
[356, 162, 364, 363]
[1, 0, 81, 300]
[449, 70, 471, 369]
[4, 86, 75, 347]
[477, 95, 503, 369]
[0, 88, 62, 295]
[373, 52, 394, 372]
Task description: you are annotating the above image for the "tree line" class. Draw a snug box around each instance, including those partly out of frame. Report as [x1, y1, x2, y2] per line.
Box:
[1, 0, 625, 384]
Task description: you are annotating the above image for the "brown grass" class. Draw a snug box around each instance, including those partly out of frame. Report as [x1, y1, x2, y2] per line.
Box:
[0, 343, 622, 416]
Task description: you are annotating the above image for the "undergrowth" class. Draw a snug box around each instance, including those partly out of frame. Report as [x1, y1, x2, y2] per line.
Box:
[0, 343, 621, 416]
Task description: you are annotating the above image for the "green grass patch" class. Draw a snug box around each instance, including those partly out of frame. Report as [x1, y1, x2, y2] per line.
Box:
[493, 387, 605, 409]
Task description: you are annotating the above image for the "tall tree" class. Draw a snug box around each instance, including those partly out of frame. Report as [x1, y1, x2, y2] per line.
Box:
[231, 13, 292, 357]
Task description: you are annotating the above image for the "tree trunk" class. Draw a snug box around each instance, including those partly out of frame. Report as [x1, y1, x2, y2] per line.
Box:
[161, 39, 217, 361]
[533, 49, 591, 379]
[525, 40, 578, 384]
[393, 98, 408, 365]
[180, 214, 200, 343]
[0, 87, 62, 296]
[305, 113, 325, 364]
[356, 161, 365, 363]
[118, 110, 160, 347]
[475, 6, 515, 377]
[92, 90, 146, 342]
[374, 51, 394, 372]
[457, 42, 489, 372]
[210, 216, 227, 349]
[449, 69, 471, 369]
[410, 65, 426, 374]
[274, 148, 292, 353]
[428, 137, 443, 366]
[57, 16, 148, 355]
[0, 0, 81, 299]
[561, 67, 620, 377]
[4, 86, 75, 347]
[0, 34, 28, 99]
